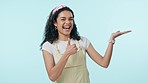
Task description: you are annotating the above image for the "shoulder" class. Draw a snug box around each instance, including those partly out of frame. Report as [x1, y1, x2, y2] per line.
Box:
[80, 36, 90, 42]
[42, 41, 52, 47]
[79, 36, 91, 50]
[42, 41, 54, 54]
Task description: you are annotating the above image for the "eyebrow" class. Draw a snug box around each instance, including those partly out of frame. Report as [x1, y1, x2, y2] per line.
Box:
[60, 17, 73, 19]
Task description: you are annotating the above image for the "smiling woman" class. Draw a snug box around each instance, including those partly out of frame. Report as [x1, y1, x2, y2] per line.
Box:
[54, 10, 74, 38]
[40, 5, 131, 83]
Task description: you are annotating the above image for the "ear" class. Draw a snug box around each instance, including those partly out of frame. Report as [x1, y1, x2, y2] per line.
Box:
[54, 21, 57, 27]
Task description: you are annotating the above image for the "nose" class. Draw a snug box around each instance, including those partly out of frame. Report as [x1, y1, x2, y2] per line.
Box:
[65, 19, 70, 24]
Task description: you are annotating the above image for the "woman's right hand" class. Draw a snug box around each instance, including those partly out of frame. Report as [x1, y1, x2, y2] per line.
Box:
[64, 38, 78, 56]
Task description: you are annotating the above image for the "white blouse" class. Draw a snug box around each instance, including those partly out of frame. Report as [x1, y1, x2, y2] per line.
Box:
[42, 36, 90, 64]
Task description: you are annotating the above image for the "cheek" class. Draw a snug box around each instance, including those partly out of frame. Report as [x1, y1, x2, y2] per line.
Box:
[56, 22, 63, 28]
[71, 23, 74, 28]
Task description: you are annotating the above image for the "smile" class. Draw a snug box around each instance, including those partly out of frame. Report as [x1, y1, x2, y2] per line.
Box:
[63, 25, 71, 29]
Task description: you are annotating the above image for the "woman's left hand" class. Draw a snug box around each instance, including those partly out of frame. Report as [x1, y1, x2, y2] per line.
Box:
[111, 30, 132, 40]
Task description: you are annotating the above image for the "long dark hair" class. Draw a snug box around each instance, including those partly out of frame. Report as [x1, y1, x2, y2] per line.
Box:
[40, 6, 80, 48]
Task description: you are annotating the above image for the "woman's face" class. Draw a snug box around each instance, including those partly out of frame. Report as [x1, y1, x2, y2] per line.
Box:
[54, 10, 74, 37]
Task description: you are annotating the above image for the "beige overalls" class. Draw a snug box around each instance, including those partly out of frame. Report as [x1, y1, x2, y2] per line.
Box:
[54, 41, 90, 83]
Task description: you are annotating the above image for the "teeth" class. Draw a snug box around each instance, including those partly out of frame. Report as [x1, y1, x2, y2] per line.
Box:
[64, 25, 70, 29]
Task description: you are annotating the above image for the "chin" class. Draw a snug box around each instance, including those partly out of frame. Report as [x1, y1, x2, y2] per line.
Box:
[63, 32, 71, 36]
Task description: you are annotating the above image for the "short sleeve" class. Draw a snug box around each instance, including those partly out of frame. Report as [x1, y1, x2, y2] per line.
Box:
[80, 36, 90, 50]
[42, 41, 53, 54]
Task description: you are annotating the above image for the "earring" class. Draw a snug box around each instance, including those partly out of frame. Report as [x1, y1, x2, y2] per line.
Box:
[55, 27, 57, 30]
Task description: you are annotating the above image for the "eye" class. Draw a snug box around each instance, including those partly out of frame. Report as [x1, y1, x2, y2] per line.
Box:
[61, 18, 65, 21]
[69, 18, 74, 21]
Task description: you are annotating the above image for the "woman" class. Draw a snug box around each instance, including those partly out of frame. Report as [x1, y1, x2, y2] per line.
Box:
[40, 5, 131, 83]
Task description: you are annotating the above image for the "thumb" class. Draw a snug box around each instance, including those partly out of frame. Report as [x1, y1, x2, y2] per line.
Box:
[67, 38, 70, 46]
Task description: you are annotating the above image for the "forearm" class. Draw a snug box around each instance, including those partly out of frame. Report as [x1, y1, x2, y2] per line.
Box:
[102, 42, 114, 67]
[48, 53, 70, 81]
[102, 30, 131, 67]
[102, 36, 115, 68]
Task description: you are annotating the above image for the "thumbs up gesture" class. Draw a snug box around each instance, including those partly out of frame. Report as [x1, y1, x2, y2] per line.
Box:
[64, 38, 78, 56]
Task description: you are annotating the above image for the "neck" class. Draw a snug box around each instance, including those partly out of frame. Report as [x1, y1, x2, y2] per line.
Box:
[58, 35, 70, 41]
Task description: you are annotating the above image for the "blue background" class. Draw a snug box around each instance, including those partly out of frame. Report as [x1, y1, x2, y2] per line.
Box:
[0, 0, 148, 83]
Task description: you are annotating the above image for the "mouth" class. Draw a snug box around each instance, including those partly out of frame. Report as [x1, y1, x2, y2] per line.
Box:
[62, 25, 71, 30]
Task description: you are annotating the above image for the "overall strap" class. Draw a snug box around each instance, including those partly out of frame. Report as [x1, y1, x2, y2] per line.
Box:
[53, 42, 61, 62]
[76, 41, 85, 55]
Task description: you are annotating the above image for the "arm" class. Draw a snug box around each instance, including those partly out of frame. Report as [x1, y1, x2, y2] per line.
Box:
[42, 38, 78, 82]
[42, 50, 70, 82]
[86, 41, 113, 68]
[86, 30, 131, 68]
